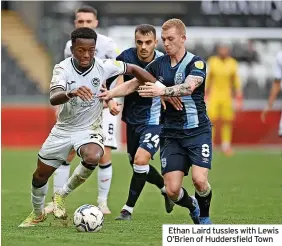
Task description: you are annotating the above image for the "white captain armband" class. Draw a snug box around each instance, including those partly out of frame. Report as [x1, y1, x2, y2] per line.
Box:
[113, 97, 124, 104]
[155, 81, 166, 88]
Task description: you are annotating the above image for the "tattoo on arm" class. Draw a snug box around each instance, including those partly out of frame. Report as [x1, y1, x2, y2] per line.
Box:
[164, 75, 204, 97]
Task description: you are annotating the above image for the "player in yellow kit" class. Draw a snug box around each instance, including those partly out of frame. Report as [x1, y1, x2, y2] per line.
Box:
[206, 44, 243, 156]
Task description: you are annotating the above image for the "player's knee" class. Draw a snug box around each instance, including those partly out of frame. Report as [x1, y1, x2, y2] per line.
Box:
[133, 153, 150, 165]
[165, 184, 181, 200]
[33, 168, 49, 181]
[192, 177, 209, 192]
[83, 152, 102, 165]
[32, 174, 48, 188]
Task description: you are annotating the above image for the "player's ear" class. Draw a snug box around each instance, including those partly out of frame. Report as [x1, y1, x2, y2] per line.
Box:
[70, 46, 74, 54]
[94, 20, 99, 28]
[181, 34, 187, 43]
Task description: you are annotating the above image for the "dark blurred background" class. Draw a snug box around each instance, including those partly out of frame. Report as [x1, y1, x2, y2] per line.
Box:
[2, 1, 282, 147]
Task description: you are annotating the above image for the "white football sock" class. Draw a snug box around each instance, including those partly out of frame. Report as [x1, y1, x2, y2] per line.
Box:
[32, 182, 48, 216]
[122, 204, 134, 214]
[53, 164, 70, 193]
[60, 162, 96, 197]
[97, 162, 112, 204]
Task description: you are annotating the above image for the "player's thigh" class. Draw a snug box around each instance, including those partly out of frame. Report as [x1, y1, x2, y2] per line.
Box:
[126, 124, 140, 165]
[181, 128, 212, 171]
[160, 137, 191, 177]
[102, 108, 118, 150]
[137, 125, 161, 163]
[221, 101, 234, 121]
[72, 129, 105, 163]
[38, 130, 72, 169]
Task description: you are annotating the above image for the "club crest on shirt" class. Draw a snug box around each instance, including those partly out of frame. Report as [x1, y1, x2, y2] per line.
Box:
[91, 78, 100, 87]
[175, 72, 183, 84]
[195, 61, 204, 69]
[161, 158, 167, 168]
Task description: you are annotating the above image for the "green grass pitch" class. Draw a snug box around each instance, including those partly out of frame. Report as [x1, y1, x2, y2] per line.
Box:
[2, 148, 282, 246]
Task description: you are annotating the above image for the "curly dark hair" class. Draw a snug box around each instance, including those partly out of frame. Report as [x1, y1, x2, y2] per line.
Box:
[71, 27, 97, 45]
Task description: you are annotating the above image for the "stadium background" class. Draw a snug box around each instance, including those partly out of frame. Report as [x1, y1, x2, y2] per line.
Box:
[2, 0, 282, 148]
[1, 1, 282, 245]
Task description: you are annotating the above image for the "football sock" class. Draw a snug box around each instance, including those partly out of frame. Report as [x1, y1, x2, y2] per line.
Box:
[173, 187, 196, 212]
[146, 164, 164, 190]
[60, 161, 96, 196]
[195, 183, 212, 217]
[31, 180, 48, 216]
[97, 162, 112, 204]
[125, 164, 149, 209]
[53, 161, 70, 193]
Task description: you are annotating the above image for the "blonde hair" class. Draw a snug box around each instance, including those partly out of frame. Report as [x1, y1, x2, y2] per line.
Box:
[162, 18, 186, 35]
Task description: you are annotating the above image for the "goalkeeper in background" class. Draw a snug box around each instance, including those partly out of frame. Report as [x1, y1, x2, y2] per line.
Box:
[206, 43, 243, 156]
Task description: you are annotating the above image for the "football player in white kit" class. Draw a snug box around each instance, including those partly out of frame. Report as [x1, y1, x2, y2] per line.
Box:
[46, 6, 121, 215]
[19, 27, 159, 227]
[261, 50, 282, 137]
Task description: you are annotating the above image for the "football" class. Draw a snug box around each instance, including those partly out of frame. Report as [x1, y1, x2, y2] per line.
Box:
[73, 204, 104, 232]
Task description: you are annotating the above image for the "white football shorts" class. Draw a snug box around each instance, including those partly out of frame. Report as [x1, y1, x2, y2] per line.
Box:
[102, 108, 118, 149]
[38, 127, 104, 168]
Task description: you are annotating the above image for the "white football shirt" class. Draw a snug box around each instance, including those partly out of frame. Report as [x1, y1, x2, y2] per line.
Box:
[64, 33, 119, 59]
[50, 57, 126, 131]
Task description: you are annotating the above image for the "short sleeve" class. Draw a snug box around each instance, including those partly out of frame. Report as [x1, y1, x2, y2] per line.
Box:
[116, 52, 126, 62]
[105, 52, 126, 89]
[64, 40, 72, 59]
[103, 59, 127, 80]
[50, 65, 68, 91]
[274, 53, 282, 81]
[105, 39, 120, 59]
[188, 59, 207, 79]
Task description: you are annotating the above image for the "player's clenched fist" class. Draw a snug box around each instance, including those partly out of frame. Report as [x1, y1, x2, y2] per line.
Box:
[98, 87, 113, 101]
[67, 86, 94, 101]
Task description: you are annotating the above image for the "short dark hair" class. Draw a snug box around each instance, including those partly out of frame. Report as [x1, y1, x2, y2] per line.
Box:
[71, 27, 97, 45]
[135, 24, 156, 38]
[75, 6, 98, 18]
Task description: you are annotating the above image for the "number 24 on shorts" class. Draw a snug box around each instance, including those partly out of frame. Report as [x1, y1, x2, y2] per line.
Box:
[143, 133, 160, 148]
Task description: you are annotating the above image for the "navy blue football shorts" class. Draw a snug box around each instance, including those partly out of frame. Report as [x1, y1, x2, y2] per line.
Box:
[160, 129, 212, 176]
[126, 124, 161, 164]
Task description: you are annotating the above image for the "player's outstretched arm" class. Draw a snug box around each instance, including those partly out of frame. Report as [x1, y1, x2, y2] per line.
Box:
[99, 78, 140, 100]
[126, 64, 157, 84]
[138, 75, 204, 97]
